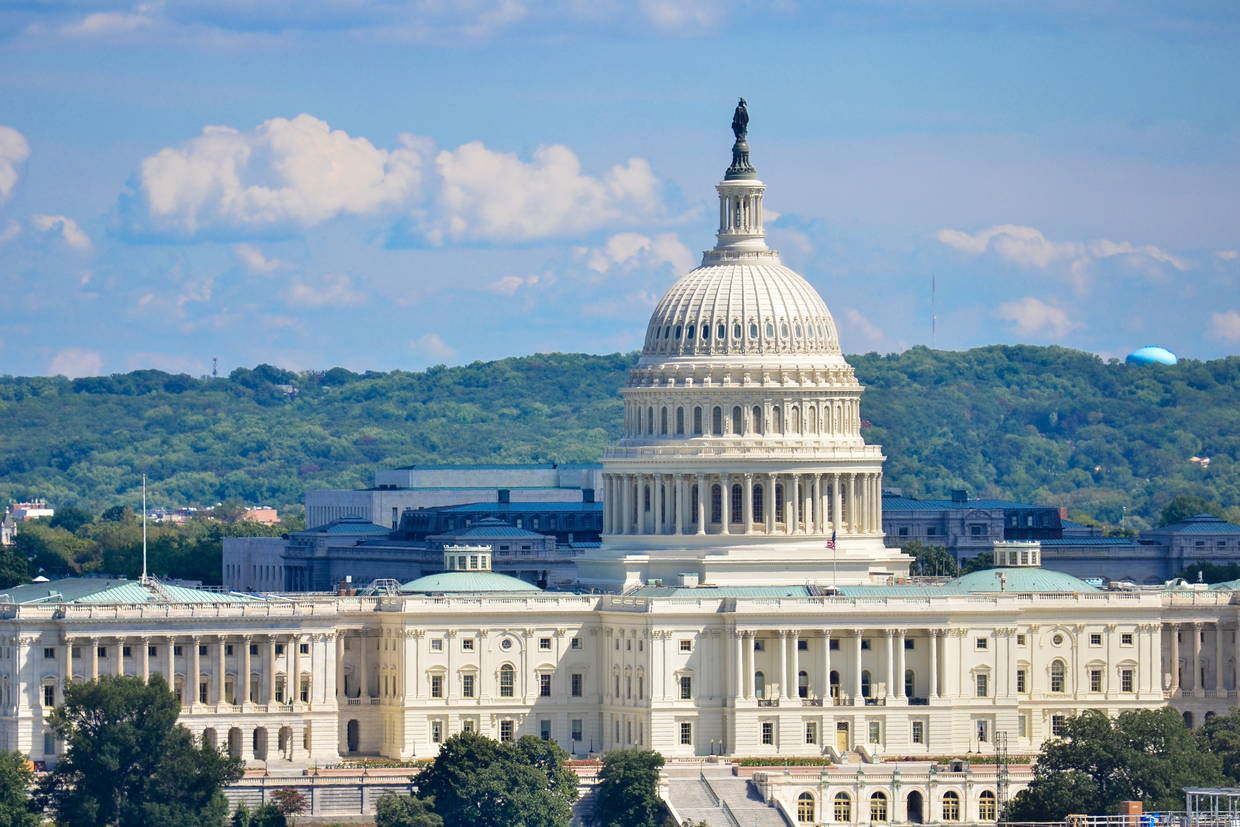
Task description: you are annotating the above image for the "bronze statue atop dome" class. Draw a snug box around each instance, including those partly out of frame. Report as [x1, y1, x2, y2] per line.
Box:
[726, 98, 755, 179]
[732, 98, 748, 141]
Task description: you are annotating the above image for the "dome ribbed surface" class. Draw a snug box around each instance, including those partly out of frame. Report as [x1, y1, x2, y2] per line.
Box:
[642, 260, 841, 357]
[399, 571, 541, 594]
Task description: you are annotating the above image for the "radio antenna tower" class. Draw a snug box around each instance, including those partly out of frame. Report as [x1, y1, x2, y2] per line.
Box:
[140, 474, 149, 584]
[212, 357, 218, 379]
[931, 274, 937, 349]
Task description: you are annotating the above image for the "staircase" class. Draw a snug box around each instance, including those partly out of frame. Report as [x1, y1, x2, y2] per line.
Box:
[700, 766, 789, 827]
[663, 764, 789, 827]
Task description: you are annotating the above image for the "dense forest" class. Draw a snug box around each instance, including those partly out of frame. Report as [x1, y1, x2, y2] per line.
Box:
[1, 346, 1235, 531]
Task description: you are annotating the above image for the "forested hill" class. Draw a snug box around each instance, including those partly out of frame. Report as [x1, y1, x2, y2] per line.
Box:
[1, 346, 1236, 529]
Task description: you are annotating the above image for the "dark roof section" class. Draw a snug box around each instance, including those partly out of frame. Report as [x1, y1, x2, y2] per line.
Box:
[1152, 515, 1240, 535]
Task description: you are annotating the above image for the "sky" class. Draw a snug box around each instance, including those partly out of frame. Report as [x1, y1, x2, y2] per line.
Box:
[1, 1, 1238, 378]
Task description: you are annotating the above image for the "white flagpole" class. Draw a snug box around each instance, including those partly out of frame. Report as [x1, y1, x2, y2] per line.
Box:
[141, 474, 148, 583]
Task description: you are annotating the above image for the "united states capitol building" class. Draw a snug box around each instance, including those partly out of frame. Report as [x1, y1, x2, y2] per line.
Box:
[2, 108, 1237, 824]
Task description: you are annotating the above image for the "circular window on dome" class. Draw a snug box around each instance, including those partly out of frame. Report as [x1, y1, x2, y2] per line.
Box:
[781, 323, 789, 338]
[687, 324, 695, 339]
[733, 323, 742, 339]
[1052, 633, 1064, 646]
[749, 322, 758, 338]
[765, 321, 775, 338]
[702, 324, 710, 340]
[674, 325, 682, 340]
[717, 323, 725, 340]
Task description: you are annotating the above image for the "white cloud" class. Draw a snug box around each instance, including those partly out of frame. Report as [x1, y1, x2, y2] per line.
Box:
[579, 232, 693, 277]
[426, 143, 662, 244]
[487, 274, 542, 295]
[283, 273, 364, 309]
[0, 220, 20, 244]
[638, 0, 721, 30]
[30, 214, 92, 250]
[840, 308, 885, 350]
[409, 332, 456, 361]
[1209, 310, 1240, 344]
[997, 297, 1077, 338]
[0, 126, 31, 204]
[936, 224, 1189, 291]
[48, 347, 104, 378]
[233, 243, 285, 273]
[1218, 250, 1239, 262]
[60, 6, 157, 37]
[127, 114, 425, 238]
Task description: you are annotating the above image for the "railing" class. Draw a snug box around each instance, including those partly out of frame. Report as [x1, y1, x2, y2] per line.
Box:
[699, 769, 742, 827]
[801, 698, 823, 707]
[865, 697, 886, 706]
[1007, 814, 1205, 827]
[757, 698, 780, 707]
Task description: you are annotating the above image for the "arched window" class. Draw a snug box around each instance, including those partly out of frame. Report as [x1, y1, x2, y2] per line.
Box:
[674, 324, 682, 340]
[834, 793, 852, 822]
[660, 407, 668, 435]
[733, 322, 742, 339]
[717, 323, 726, 340]
[1050, 659, 1066, 693]
[732, 406, 742, 435]
[773, 407, 783, 433]
[861, 670, 872, 698]
[693, 407, 703, 435]
[774, 484, 785, 520]
[730, 485, 742, 521]
[790, 406, 800, 433]
[754, 671, 766, 699]
[798, 670, 809, 699]
[749, 322, 759, 338]
[752, 406, 763, 434]
[781, 322, 790, 338]
[712, 407, 723, 436]
[702, 323, 710, 340]
[871, 792, 888, 822]
[676, 407, 684, 435]
[687, 323, 695, 339]
[711, 485, 722, 524]
[979, 791, 997, 821]
[808, 405, 817, 433]
[798, 792, 816, 823]
[752, 484, 764, 523]
[646, 407, 654, 435]
[499, 665, 515, 698]
[766, 321, 775, 338]
[942, 791, 961, 822]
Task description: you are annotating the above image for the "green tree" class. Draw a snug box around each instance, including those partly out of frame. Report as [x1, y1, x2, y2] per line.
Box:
[1176, 562, 1240, 585]
[961, 550, 994, 574]
[1198, 710, 1240, 783]
[374, 794, 442, 827]
[1160, 495, 1225, 527]
[0, 751, 39, 827]
[903, 541, 959, 577]
[268, 788, 306, 821]
[1006, 708, 1223, 821]
[48, 505, 93, 533]
[245, 805, 286, 827]
[593, 749, 665, 827]
[415, 732, 575, 827]
[0, 551, 29, 591]
[38, 674, 244, 827]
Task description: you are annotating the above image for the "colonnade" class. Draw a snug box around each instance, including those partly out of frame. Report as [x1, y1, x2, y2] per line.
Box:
[624, 397, 861, 441]
[1166, 621, 1240, 696]
[603, 470, 882, 537]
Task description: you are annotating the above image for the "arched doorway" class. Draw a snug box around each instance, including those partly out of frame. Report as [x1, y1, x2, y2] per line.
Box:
[253, 727, 268, 761]
[228, 727, 242, 760]
[201, 728, 217, 750]
[907, 790, 924, 824]
[346, 719, 360, 753]
[278, 726, 293, 761]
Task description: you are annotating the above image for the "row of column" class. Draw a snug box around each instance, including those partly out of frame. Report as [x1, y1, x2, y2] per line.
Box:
[58, 633, 325, 708]
[1167, 621, 1240, 695]
[604, 471, 881, 537]
[624, 398, 860, 440]
[731, 629, 946, 704]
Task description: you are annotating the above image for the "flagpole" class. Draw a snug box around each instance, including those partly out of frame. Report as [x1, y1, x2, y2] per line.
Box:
[141, 474, 148, 583]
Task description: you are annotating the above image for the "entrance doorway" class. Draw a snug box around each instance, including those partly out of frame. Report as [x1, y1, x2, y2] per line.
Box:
[835, 721, 849, 753]
[907, 790, 924, 824]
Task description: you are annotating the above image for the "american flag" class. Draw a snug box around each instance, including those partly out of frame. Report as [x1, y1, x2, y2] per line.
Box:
[826, 530, 836, 550]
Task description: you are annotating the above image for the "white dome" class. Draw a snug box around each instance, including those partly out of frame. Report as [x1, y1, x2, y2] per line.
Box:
[641, 258, 841, 359]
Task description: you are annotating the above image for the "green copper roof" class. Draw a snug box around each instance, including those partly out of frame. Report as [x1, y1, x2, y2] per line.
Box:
[0, 577, 260, 605]
[400, 571, 541, 594]
[628, 585, 812, 599]
[943, 568, 1098, 594]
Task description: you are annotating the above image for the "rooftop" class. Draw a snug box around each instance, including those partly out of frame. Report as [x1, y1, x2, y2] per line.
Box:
[882, 494, 1053, 512]
[0, 577, 260, 605]
[400, 571, 543, 594]
[1150, 515, 1240, 536]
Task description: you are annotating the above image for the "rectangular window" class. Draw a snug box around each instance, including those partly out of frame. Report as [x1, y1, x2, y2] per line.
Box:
[1089, 633, 1102, 646]
[976, 720, 989, 742]
[431, 639, 443, 652]
[462, 719, 476, 734]
[98, 646, 107, 659]
[1121, 669, 1134, 693]
[42, 732, 56, 757]
[680, 722, 693, 746]
[975, 637, 988, 651]
[679, 676, 692, 700]
[274, 644, 283, 656]
[462, 674, 475, 698]
[571, 637, 581, 649]
[830, 639, 841, 651]
[148, 646, 156, 657]
[43, 647, 54, 659]
[540, 719, 552, 740]
[911, 721, 925, 744]
[805, 722, 817, 744]
[904, 639, 915, 650]
[540, 674, 552, 697]
[1121, 633, 1134, 646]
[571, 719, 583, 741]
[1016, 669, 1027, 693]
[1052, 715, 1067, 736]
[431, 720, 443, 743]
[1089, 669, 1102, 693]
[1019, 715, 1029, 738]
[539, 638, 552, 651]
[462, 638, 475, 651]
[868, 721, 881, 743]
[500, 669, 514, 698]
[430, 675, 443, 698]
[225, 644, 234, 656]
[499, 720, 514, 742]
[199, 682, 208, 704]
[249, 644, 258, 656]
[299, 643, 310, 655]
[1016, 634, 1026, 646]
[122, 646, 131, 658]
[797, 639, 808, 651]
[761, 722, 774, 745]
[861, 639, 871, 650]
[571, 673, 583, 697]
[43, 684, 55, 707]
[174, 645, 182, 657]
[975, 673, 989, 698]
[679, 639, 692, 653]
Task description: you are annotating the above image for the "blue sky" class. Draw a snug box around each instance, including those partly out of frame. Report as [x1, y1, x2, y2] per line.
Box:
[1, 1, 1238, 378]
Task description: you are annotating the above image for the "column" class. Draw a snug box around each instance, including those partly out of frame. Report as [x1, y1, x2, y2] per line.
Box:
[847, 474, 857, 533]
[165, 636, 175, 689]
[743, 632, 754, 699]
[784, 475, 795, 536]
[267, 637, 278, 704]
[292, 634, 301, 703]
[61, 638, 72, 695]
[852, 633, 863, 703]
[674, 476, 685, 535]
[831, 474, 842, 534]
[885, 630, 895, 699]
[895, 630, 906, 699]
[734, 631, 744, 702]
[775, 631, 786, 700]
[653, 475, 663, 535]
[789, 631, 800, 700]
[242, 635, 252, 705]
[802, 477, 812, 535]
[720, 474, 730, 535]
[621, 475, 631, 534]
[358, 632, 370, 699]
[1233, 624, 1240, 695]
[929, 631, 940, 699]
[743, 474, 754, 533]
[191, 636, 201, 706]
[696, 475, 707, 535]
[823, 633, 832, 703]
[812, 474, 822, 534]
[790, 474, 801, 534]
[765, 474, 776, 534]
[90, 637, 99, 681]
[115, 637, 125, 675]
[217, 636, 227, 704]
[141, 636, 150, 683]
[1192, 623, 1202, 696]
[1170, 624, 1180, 693]
[1216, 624, 1225, 693]
[335, 633, 346, 700]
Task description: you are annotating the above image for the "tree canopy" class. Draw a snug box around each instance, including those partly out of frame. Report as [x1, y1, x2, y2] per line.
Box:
[0, 751, 39, 827]
[38, 674, 244, 827]
[593, 749, 666, 827]
[374, 794, 442, 827]
[1006, 708, 1224, 820]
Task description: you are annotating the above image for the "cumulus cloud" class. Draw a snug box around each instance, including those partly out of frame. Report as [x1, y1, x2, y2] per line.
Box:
[123, 114, 425, 238]
[30, 214, 91, 250]
[578, 232, 694, 277]
[233, 243, 285, 273]
[1218, 250, 1239, 262]
[283, 273, 364, 309]
[424, 143, 662, 244]
[409, 332, 456, 361]
[0, 126, 31, 204]
[997, 297, 1077, 338]
[487, 274, 543, 295]
[1209, 310, 1240, 344]
[60, 6, 157, 36]
[936, 224, 1189, 291]
[840, 308, 885, 350]
[48, 347, 104, 378]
